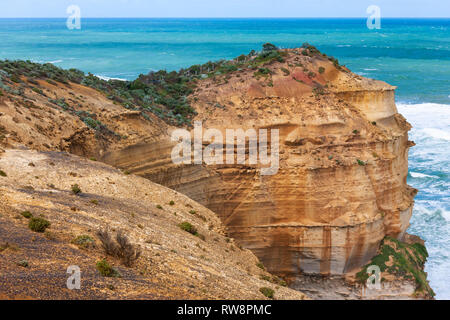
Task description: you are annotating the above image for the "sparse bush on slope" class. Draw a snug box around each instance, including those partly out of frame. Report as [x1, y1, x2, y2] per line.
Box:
[97, 229, 141, 267]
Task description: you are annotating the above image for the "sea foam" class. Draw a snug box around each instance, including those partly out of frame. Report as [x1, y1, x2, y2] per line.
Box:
[399, 102, 450, 299]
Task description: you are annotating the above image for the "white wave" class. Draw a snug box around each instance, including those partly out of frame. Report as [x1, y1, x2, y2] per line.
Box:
[363, 68, 377, 71]
[47, 59, 63, 64]
[414, 202, 450, 222]
[397, 103, 450, 132]
[421, 128, 450, 141]
[410, 172, 438, 179]
[397, 102, 450, 115]
[95, 75, 127, 82]
[443, 210, 450, 222]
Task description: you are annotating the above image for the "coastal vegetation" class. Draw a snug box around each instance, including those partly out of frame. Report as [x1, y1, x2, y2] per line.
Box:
[72, 235, 95, 249]
[0, 42, 340, 127]
[20, 211, 33, 219]
[71, 184, 82, 195]
[179, 221, 205, 240]
[96, 259, 121, 277]
[356, 236, 435, 298]
[259, 287, 275, 299]
[28, 217, 51, 233]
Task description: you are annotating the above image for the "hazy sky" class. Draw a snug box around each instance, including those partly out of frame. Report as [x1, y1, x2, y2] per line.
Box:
[1, 0, 449, 18]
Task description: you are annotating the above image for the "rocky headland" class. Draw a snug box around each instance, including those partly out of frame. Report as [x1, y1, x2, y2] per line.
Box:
[0, 43, 434, 299]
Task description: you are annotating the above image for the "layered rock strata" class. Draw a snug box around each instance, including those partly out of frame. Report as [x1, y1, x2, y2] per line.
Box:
[101, 48, 417, 278]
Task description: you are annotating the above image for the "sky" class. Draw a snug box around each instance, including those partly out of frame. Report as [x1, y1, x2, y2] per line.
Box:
[0, 0, 449, 18]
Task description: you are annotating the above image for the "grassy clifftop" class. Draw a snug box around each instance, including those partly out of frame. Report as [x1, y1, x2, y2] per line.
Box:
[357, 236, 434, 298]
[0, 43, 343, 127]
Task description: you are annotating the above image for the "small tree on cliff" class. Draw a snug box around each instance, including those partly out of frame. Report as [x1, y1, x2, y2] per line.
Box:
[262, 43, 278, 53]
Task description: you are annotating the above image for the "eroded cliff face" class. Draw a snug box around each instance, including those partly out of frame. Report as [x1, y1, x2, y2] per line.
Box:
[97, 48, 418, 281]
[0, 46, 426, 298]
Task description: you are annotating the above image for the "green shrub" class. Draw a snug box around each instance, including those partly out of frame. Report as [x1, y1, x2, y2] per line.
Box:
[28, 217, 50, 232]
[262, 43, 278, 53]
[32, 87, 44, 95]
[307, 71, 316, 78]
[178, 221, 205, 241]
[179, 222, 197, 235]
[313, 87, 325, 96]
[10, 75, 21, 83]
[318, 66, 325, 74]
[236, 54, 247, 62]
[96, 259, 120, 277]
[278, 279, 287, 287]
[156, 204, 163, 209]
[259, 287, 275, 299]
[0, 170, 6, 177]
[357, 159, 366, 166]
[17, 260, 29, 268]
[280, 67, 290, 76]
[169, 200, 175, 206]
[260, 275, 271, 281]
[21, 211, 33, 219]
[254, 68, 272, 78]
[71, 184, 81, 194]
[256, 262, 265, 270]
[72, 235, 95, 248]
[260, 275, 287, 287]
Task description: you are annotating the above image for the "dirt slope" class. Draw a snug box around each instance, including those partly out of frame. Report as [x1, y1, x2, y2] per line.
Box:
[0, 148, 307, 300]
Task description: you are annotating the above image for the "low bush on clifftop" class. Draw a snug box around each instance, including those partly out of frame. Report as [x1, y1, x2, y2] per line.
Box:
[0, 42, 344, 127]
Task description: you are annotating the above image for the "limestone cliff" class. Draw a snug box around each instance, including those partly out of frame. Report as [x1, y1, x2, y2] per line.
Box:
[102, 46, 417, 279]
[0, 44, 432, 299]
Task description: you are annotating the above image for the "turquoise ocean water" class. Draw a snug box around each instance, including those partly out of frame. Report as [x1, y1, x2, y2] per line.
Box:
[0, 18, 448, 298]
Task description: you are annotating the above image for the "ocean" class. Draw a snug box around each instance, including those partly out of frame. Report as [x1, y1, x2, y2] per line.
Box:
[0, 18, 448, 299]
